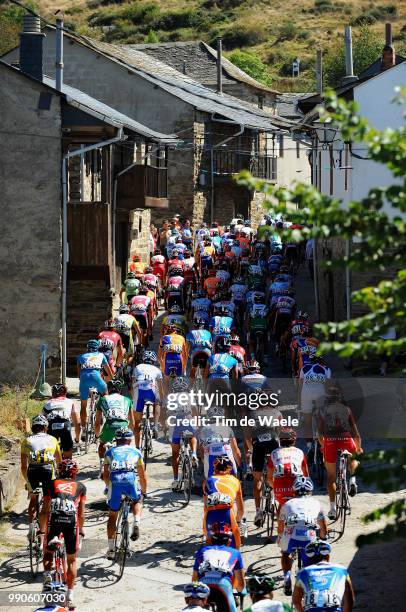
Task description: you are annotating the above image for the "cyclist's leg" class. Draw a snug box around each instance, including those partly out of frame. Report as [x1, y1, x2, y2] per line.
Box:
[39, 471, 53, 535]
[43, 519, 58, 574]
[133, 388, 145, 448]
[171, 441, 181, 480]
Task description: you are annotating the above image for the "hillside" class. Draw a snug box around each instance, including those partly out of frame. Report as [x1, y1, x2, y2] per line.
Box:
[1, 0, 405, 91]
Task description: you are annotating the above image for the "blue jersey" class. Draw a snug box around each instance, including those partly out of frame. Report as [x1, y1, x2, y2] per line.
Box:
[104, 445, 143, 484]
[209, 316, 233, 337]
[208, 353, 238, 379]
[186, 329, 212, 351]
[212, 236, 222, 251]
[193, 544, 243, 584]
[77, 351, 107, 374]
[296, 562, 348, 612]
[192, 297, 212, 314]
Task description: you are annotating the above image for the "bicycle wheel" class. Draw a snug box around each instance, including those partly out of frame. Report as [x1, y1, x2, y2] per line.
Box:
[182, 456, 193, 505]
[141, 422, 151, 466]
[116, 514, 129, 581]
[29, 520, 41, 578]
[55, 545, 68, 585]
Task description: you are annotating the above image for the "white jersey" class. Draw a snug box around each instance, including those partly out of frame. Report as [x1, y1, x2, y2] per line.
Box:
[42, 397, 75, 421]
[280, 497, 325, 543]
[248, 600, 290, 611]
[198, 424, 236, 479]
[132, 363, 162, 393]
[270, 446, 306, 478]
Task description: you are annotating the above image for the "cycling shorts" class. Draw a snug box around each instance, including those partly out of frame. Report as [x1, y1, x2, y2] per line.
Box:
[164, 353, 184, 376]
[191, 347, 211, 368]
[107, 473, 141, 512]
[118, 332, 131, 352]
[48, 421, 74, 453]
[167, 293, 183, 310]
[134, 313, 148, 330]
[281, 535, 313, 566]
[200, 256, 213, 270]
[99, 420, 129, 444]
[27, 464, 54, 495]
[46, 515, 78, 556]
[252, 438, 279, 473]
[133, 388, 157, 413]
[204, 507, 240, 549]
[79, 372, 107, 401]
[171, 421, 196, 445]
[199, 575, 236, 612]
[322, 436, 356, 464]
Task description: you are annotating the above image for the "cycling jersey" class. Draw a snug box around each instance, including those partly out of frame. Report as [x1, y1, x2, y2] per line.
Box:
[143, 273, 158, 288]
[207, 354, 238, 379]
[115, 313, 139, 353]
[42, 397, 75, 423]
[204, 277, 220, 297]
[317, 402, 357, 463]
[44, 479, 86, 555]
[294, 338, 321, 369]
[231, 245, 242, 258]
[159, 333, 187, 376]
[104, 445, 144, 512]
[97, 393, 133, 423]
[162, 313, 188, 334]
[299, 363, 331, 413]
[209, 316, 233, 338]
[279, 497, 325, 553]
[98, 330, 122, 349]
[192, 297, 212, 315]
[130, 295, 151, 313]
[77, 351, 108, 400]
[167, 276, 184, 291]
[296, 561, 349, 612]
[216, 270, 230, 284]
[229, 344, 246, 365]
[204, 474, 241, 549]
[213, 301, 235, 318]
[275, 295, 296, 315]
[247, 304, 269, 331]
[186, 329, 213, 352]
[244, 601, 292, 611]
[269, 447, 308, 506]
[77, 351, 107, 373]
[194, 544, 243, 585]
[21, 432, 60, 467]
[122, 277, 141, 297]
[151, 254, 166, 267]
[183, 257, 196, 280]
[290, 320, 310, 339]
[230, 283, 248, 302]
[269, 282, 290, 307]
[199, 424, 237, 479]
[129, 261, 145, 275]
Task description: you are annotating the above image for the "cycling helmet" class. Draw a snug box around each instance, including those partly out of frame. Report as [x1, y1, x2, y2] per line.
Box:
[169, 304, 183, 314]
[115, 427, 133, 441]
[171, 249, 179, 258]
[154, 248, 161, 255]
[119, 303, 130, 314]
[171, 377, 189, 393]
[230, 335, 240, 345]
[216, 336, 232, 353]
[132, 254, 141, 262]
[279, 427, 297, 445]
[107, 379, 124, 394]
[145, 266, 153, 273]
[169, 266, 183, 276]
[305, 539, 332, 559]
[171, 228, 178, 235]
[184, 250, 191, 258]
[253, 294, 263, 304]
[195, 289, 206, 298]
[211, 222, 218, 228]
[165, 323, 176, 333]
[293, 476, 314, 495]
[213, 455, 233, 473]
[142, 350, 157, 365]
[175, 236, 183, 243]
[297, 310, 309, 320]
[32, 414, 49, 429]
[51, 383, 67, 398]
[58, 459, 78, 479]
[183, 582, 210, 599]
[247, 360, 261, 373]
[87, 339, 100, 352]
[233, 276, 243, 284]
[138, 286, 148, 295]
[247, 574, 276, 595]
[244, 220, 251, 227]
[209, 521, 233, 545]
[127, 272, 136, 279]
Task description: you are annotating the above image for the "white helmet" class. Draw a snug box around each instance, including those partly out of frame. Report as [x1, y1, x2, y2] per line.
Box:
[293, 476, 314, 495]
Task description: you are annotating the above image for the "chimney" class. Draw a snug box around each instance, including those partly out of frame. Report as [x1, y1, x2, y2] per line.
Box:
[341, 26, 358, 86]
[381, 23, 396, 71]
[55, 16, 64, 91]
[20, 13, 45, 81]
[217, 38, 223, 95]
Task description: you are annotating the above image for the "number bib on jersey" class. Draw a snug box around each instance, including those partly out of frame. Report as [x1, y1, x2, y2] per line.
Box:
[304, 590, 341, 610]
[51, 497, 76, 516]
[29, 449, 55, 464]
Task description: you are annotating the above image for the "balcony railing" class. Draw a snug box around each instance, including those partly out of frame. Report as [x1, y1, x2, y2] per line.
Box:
[117, 164, 168, 209]
[212, 152, 277, 181]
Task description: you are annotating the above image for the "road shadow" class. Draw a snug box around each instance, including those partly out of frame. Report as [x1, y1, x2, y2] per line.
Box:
[0, 550, 39, 588]
[146, 487, 202, 514]
[3, 508, 28, 533]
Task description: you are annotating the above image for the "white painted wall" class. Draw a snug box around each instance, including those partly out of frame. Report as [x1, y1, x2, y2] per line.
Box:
[277, 135, 311, 189]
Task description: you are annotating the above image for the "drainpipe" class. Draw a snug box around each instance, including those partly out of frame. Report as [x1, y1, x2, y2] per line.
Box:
[55, 16, 64, 91]
[312, 135, 320, 321]
[61, 129, 125, 383]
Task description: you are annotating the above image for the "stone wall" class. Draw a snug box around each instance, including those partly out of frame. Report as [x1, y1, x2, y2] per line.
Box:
[129, 209, 151, 265]
[0, 66, 62, 384]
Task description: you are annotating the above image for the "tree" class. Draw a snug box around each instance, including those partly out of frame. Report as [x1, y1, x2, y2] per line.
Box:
[324, 26, 383, 87]
[0, 0, 38, 56]
[238, 89, 406, 544]
[228, 50, 272, 86]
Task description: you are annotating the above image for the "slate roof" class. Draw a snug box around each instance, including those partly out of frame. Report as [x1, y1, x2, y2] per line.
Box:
[275, 93, 315, 119]
[359, 54, 405, 79]
[129, 41, 278, 94]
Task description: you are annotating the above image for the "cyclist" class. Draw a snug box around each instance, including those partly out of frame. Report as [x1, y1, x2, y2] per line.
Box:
[158, 324, 188, 386]
[94, 379, 136, 474]
[169, 378, 198, 492]
[213, 291, 236, 321]
[76, 339, 114, 435]
[43, 459, 85, 610]
[120, 271, 141, 304]
[98, 319, 124, 368]
[204, 268, 221, 299]
[245, 574, 292, 612]
[198, 407, 241, 480]
[132, 350, 164, 446]
[186, 318, 213, 380]
[205, 336, 239, 388]
[203, 455, 244, 549]
[292, 540, 354, 612]
[273, 290, 296, 351]
[291, 329, 320, 378]
[229, 334, 246, 374]
[246, 295, 269, 360]
[181, 582, 211, 611]
[191, 289, 212, 324]
[129, 254, 145, 276]
[298, 355, 331, 439]
[130, 287, 153, 346]
[267, 428, 308, 516]
[41, 384, 80, 458]
[244, 403, 282, 528]
[317, 387, 362, 519]
[192, 521, 245, 612]
[278, 477, 327, 595]
[115, 303, 142, 358]
[183, 249, 198, 292]
[103, 428, 147, 557]
[209, 310, 234, 351]
[241, 360, 268, 392]
[165, 269, 186, 312]
[161, 305, 188, 338]
[21, 415, 62, 537]
[229, 275, 248, 328]
[197, 237, 215, 278]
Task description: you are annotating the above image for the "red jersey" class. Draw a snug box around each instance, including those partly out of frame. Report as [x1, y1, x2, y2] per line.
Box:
[204, 277, 220, 298]
[98, 330, 122, 348]
[229, 345, 246, 365]
[130, 295, 151, 313]
[167, 276, 184, 291]
[268, 447, 308, 506]
[45, 479, 86, 517]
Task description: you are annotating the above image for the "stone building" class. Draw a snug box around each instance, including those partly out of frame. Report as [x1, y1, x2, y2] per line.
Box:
[0, 22, 175, 383]
[4, 28, 291, 228]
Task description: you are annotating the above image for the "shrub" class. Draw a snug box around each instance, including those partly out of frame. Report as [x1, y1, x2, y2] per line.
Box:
[122, 2, 160, 26]
[155, 9, 194, 30]
[65, 6, 83, 15]
[228, 50, 272, 85]
[279, 21, 296, 40]
[145, 30, 159, 43]
[352, 4, 397, 26]
[315, 0, 333, 11]
[297, 29, 309, 40]
[221, 23, 268, 50]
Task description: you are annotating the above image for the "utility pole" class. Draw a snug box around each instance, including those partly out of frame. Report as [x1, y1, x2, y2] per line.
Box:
[216, 38, 223, 95]
[316, 49, 323, 94]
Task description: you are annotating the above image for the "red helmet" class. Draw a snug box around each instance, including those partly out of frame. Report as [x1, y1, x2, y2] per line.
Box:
[58, 459, 78, 479]
[132, 254, 141, 262]
[209, 521, 233, 544]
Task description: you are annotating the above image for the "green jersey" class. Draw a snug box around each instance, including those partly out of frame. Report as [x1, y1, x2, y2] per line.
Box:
[123, 278, 141, 295]
[97, 393, 133, 423]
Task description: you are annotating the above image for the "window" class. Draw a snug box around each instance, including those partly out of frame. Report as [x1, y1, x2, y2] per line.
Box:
[257, 94, 264, 110]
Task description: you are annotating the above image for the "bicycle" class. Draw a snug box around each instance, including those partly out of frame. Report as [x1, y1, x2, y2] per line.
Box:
[114, 495, 133, 581]
[46, 533, 68, 588]
[259, 454, 278, 539]
[177, 430, 195, 505]
[140, 401, 154, 466]
[308, 401, 325, 488]
[84, 387, 98, 453]
[331, 449, 352, 541]
[28, 487, 43, 578]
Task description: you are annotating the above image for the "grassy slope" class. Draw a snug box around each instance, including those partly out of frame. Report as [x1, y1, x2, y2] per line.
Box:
[5, 0, 406, 91]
